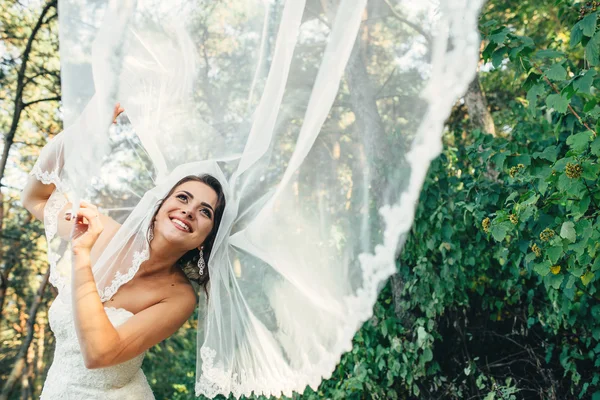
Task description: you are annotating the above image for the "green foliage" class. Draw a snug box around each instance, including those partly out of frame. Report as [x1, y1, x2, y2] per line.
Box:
[303, 1, 600, 399]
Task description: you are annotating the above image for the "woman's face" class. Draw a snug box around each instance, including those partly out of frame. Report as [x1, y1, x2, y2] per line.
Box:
[154, 180, 218, 251]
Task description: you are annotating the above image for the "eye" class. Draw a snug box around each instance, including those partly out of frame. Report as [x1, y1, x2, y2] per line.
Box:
[200, 208, 212, 219]
[176, 193, 188, 202]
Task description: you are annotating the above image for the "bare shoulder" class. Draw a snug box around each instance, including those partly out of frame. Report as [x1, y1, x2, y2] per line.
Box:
[164, 279, 198, 317]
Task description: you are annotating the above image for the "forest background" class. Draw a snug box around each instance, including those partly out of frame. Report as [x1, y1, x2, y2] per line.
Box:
[1, 0, 599, 399]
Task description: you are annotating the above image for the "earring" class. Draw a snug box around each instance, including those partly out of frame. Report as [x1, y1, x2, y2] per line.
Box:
[147, 224, 154, 242]
[198, 248, 205, 275]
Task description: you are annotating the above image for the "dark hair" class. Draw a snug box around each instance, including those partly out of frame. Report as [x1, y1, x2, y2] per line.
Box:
[151, 174, 226, 295]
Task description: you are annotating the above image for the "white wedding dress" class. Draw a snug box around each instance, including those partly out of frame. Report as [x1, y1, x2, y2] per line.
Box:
[40, 292, 155, 399]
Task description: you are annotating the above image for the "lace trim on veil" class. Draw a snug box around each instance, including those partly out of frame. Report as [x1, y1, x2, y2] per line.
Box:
[31, 164, 68, 193]
[195, 207, 400, 398]
[30, 165, 149, 299]
[194, 0, 483, 396]
[31, 166, 69, 291]
[98, 248, 149, 302]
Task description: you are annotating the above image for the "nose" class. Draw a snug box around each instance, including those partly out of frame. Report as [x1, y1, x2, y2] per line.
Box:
[181, 209, 194, 220]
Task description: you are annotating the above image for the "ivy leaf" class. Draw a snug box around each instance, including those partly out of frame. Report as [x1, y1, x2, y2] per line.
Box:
[566, 131, 593, 153]
[505, 191, 518, 204]
[520, 204, 536, 222]
[546, 93, 570, 113]
[544, 63, 567, 81]
[492, 47, 508, 68]
[571, 195, 591, 219]
[490, 222, 512, 242]
[557, 173, 572, 192]
[585, 32, 600, 66]
[592, 137, 600, 157]
[489, 26, 510, 43]
[582, 162, 600, 180]
[534, 261, 551, 277]
[593, 257, 600, 272]
[482, 41, 498, 60]
[570, 23, 584, 48]
[491, 151, 508, 168]
[421, 348, 433, 362]
[416, 326, 427, 348]
[510, 154, 531, 167]
[532, 145, 559, 162]
[581, 12, 598, 37]
[534, 49, 564, 59]
[547, 246, 563, 264]
[522, 194, 540, 206]
[525, 252, 537, 264]
[565, 275, 578, 289]
[560, 221, 576, 243]
[546, 273, 564, 290]
[584, 99, 598, 112]
[581, 270, 595, 286]
[527, 84, 545, 114]
[573, 69, 597, 94]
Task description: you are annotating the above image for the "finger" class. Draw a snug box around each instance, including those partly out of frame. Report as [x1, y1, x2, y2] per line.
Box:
[79, 200, 98, 210]
[74, 207, 104, 234]
[64, 211, 86, 223]
[112, 103, 121, 123]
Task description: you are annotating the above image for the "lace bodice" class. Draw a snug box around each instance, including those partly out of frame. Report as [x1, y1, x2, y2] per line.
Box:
[40, 293, 155, 399]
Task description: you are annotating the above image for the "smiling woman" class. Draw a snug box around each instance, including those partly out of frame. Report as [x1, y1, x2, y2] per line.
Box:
[21, 150, 229, 398]
[150, 175, 227, 290]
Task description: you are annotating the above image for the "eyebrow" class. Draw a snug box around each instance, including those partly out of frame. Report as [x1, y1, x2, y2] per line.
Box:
[181, 190, 215, 212]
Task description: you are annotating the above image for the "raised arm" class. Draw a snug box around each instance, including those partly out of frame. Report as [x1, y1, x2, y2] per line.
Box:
[70, 202, 196, 369]
[21, 175, 56, 222]
[21, 103, 124, 254]
[21, 102, 124, 221]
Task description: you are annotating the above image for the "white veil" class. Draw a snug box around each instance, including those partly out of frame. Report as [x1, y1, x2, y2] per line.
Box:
[31, 0, 484, 397]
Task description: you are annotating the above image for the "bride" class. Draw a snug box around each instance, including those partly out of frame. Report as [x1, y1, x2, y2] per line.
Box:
[21, 107, 227, 399]
[19, 0, 483, 397]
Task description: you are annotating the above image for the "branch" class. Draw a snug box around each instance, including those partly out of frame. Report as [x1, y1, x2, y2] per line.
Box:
[0, 0, 58, 182]
[535, 65, 595, 134]
[582, 179, 599, 211]
[382, 0, 432, 44]
[374, 67, 397, 98]
[22, 96, 60, 108]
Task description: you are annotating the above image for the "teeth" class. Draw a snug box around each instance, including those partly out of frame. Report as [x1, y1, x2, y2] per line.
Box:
[172, 219, 190, 231]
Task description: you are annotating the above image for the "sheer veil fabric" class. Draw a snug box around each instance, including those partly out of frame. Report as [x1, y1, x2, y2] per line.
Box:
[31, 0, 484, 397]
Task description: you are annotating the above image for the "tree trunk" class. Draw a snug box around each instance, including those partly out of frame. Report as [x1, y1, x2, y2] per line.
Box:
[34, 317, 46, 397]
[0, 268, 50, 400]
[344, 18, 412, 325]
[314, 1, 417, 324]
[464, 72, 496, 136]
[0, 0, 57, 187]
[0, 269, 7, 321]
[0, 0, 57, 327]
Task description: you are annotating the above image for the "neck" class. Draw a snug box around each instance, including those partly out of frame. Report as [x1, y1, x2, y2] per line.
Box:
[140, 235, 188, 277]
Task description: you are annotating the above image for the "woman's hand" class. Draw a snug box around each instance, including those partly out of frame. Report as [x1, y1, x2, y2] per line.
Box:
[68, 201, 104, 256]
[112, 103, 125, 124]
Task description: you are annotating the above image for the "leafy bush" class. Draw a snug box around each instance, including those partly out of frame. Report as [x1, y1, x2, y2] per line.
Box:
[303, 2, 600, 399]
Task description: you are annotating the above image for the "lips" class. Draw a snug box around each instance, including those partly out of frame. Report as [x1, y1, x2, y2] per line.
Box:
[170, 217, 192, 232]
